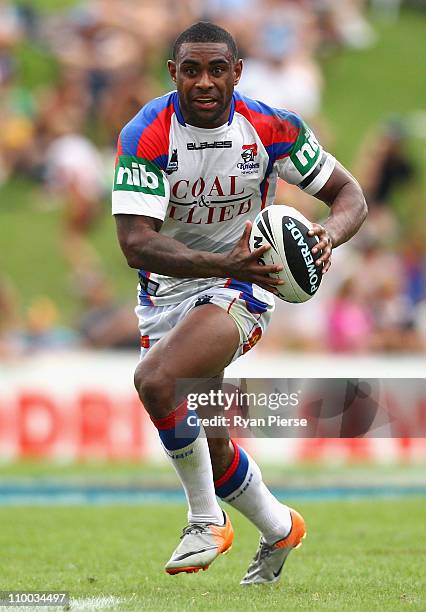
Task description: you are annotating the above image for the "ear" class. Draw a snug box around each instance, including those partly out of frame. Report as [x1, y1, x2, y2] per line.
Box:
[233, 59, 243, 86]
[168, 60, 177, 83]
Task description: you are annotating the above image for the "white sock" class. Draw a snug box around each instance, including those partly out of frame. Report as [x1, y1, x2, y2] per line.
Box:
[162, 435, 224, 525]
[152, 403, 223, 525]
[215, 441, 291, 543]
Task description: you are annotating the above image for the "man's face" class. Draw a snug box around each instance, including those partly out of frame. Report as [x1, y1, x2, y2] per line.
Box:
[168, 42, 242, 129]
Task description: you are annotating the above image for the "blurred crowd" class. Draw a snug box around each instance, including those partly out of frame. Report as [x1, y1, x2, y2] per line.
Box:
[1, 0, 425, 358]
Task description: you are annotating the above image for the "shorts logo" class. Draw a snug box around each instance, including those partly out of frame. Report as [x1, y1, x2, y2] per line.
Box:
[140, 335, 150, 349]
[237, 144, 260, 174]
[166, 149, 178, 174]
[194, 294, 213, 307]
[242, 326, 262, 354]
[138, 273, 160, 297]
[291, 124, 321, 176]
[114, 155, 165, 195]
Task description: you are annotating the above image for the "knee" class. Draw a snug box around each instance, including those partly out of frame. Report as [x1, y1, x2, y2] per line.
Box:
[134, 361, 175, 419]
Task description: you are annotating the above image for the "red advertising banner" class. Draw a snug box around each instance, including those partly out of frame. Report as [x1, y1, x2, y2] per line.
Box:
[0, 351, 425, 462]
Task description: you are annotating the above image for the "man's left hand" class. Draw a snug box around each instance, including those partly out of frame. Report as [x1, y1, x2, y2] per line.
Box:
[308, 223, 333, 274]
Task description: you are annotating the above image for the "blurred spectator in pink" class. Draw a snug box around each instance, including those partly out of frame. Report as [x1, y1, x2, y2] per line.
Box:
[327, 279, 372, 353]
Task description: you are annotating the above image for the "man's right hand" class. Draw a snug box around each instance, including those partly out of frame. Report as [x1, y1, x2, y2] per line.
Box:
[115, 215, 283, 292]
[220, 222, 284, 295]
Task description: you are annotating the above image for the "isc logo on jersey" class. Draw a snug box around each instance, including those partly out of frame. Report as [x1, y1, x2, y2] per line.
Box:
[114, 155, 165, 196]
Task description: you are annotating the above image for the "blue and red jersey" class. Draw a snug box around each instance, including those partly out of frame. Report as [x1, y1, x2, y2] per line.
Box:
[112, 90, 335, 305]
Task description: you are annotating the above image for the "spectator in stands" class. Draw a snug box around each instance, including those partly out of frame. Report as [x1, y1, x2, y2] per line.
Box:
[413, 299, 426, 352]
[75, 270, 138, 350]
[237, 47, 323, 120]
[0, 0, 423, 357]
[0, 276, 24, 358]
[0, 1, 23, 78]
[369, 278, 418, 352]
[359, 118, 416, 210]
[327, 278, 373, 353]
[23, 296, 78, 351]
[0, 2, 34, 182]
[44, 127, 106, 272]
[402, 239, 426, 308]
[0, 62, 36, 182]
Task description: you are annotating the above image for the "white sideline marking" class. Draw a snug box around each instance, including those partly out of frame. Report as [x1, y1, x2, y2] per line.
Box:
[70, 596, 125, 609]
[0, 600, 127, 612]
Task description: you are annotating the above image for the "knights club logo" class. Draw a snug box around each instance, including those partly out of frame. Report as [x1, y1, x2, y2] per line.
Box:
[166, 149, 178, 174]
[241, 143, 258, 163]
[238, 143, 260, 174]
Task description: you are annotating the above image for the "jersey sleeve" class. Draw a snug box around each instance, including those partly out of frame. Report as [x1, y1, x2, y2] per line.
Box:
[276, 116, 336, 195]
[112, 145, 170, 220]
[112, 99, 172, 220]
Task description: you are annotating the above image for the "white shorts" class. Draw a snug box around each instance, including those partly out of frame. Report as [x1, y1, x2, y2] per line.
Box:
[136, 284, 275, 363]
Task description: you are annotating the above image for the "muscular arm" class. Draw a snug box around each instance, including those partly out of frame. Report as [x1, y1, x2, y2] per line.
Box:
[115, 214, 226, 278]
[115, 214, 284, 292]
[308, 161, 368, 271]
[316, 161, 368, 247]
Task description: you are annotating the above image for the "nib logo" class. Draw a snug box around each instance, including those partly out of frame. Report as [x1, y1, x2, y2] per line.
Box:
[114, 155, 165, 195]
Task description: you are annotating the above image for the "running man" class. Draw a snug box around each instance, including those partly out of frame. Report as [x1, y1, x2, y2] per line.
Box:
[113, 22, 367, 584]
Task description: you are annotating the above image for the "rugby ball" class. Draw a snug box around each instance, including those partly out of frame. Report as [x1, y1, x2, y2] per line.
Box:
[249, 205, 322, 303]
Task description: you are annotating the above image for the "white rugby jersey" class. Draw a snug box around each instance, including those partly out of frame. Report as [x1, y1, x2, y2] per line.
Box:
[112, 90, 335, 307]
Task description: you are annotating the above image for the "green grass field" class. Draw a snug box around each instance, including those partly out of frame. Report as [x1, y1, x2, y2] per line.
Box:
[0, 460, 425, 486]
[0, 498, 424, 611]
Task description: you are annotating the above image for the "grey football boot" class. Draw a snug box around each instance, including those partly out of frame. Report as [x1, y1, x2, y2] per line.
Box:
[240, 508, 306, 585]
[165, 512, 234, 574]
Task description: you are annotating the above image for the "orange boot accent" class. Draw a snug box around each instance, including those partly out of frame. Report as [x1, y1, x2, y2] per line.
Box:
[274, 509, 306, 549]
